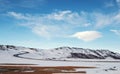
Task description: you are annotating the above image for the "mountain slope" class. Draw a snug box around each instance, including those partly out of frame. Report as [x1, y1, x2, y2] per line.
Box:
[0, 45, 120, 60]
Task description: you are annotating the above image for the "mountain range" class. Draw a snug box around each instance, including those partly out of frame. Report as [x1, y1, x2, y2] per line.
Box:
[0, 45, 120, 61]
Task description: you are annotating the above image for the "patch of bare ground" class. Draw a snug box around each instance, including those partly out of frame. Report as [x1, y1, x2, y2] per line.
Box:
[0, 64, 95, 74]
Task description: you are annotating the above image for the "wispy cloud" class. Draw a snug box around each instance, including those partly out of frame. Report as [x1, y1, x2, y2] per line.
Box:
[7, 10, 120, 39]
[116, 0, 120, 7]
[110, 29, 120, 35]
[7, 12, 29, 20]
[105, 1, 115, 8]
[71, 31, 102, 41]
[105, 0, 120, 8]
[7, 10, 92, 38]
[46, 10, 91, 27]
[93, 12, 120, 28]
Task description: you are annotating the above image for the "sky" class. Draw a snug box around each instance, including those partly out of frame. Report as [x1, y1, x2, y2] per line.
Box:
[0, 0, 120, 52]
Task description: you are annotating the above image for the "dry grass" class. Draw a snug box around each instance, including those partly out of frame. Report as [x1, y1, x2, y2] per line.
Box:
[0, 64, 95, 74]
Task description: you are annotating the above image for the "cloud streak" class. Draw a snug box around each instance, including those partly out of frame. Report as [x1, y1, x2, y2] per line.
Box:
[8, 12, 29, 20]
[7, 10, 120, 40]
[110, 29, 120, 35]
[7, 10, 92, 38]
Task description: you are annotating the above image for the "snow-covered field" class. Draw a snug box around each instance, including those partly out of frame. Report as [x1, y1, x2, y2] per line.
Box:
[0, 45, 120, 74]
[0, 58, 120, 74]
[0, 51, 120, 74]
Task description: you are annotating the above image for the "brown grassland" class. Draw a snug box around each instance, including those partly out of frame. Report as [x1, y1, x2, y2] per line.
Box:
[0, 64, 95, 74]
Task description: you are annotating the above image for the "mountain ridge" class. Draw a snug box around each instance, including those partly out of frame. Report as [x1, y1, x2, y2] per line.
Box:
[0, 45, 120, 60]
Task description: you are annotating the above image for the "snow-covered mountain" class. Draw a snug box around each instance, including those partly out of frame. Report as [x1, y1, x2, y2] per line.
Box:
[0, 45, 120, 60]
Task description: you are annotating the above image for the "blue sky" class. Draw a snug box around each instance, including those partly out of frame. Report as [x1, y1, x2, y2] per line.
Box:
[0, 0, 120, 52]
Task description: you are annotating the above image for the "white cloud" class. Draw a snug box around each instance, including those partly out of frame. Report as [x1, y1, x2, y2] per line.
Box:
[71, 31, 102, 41]
[7, 12, 29, 19]
[47, 10, 90, 26]
[93, 12, 120, 28]
[7, 11, 92, 38]
[7, 10, 120, 38]
[47, 10, 72, 20]
[114, 13, 120, 24]
[93, 12, 113, 28]
[110, 29, 120, 35]
[32, 25, 62, 38]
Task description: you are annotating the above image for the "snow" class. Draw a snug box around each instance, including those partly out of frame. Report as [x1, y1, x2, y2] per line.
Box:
[0, 45, 120, 74]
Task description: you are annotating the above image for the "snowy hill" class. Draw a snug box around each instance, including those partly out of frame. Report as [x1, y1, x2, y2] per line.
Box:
[0, 45, 120, 60]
